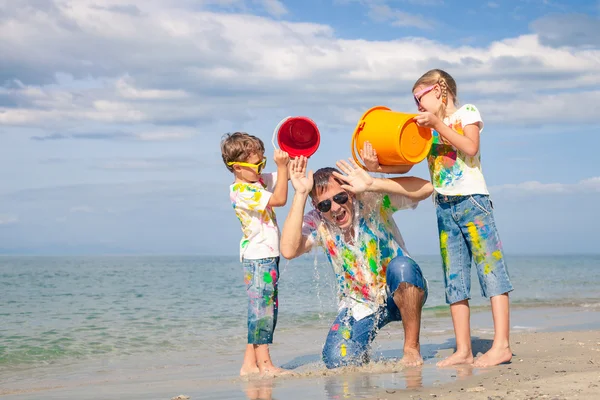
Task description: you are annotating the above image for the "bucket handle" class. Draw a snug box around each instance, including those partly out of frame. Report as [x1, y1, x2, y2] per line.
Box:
[272, 117, 291, 150]
[351, 121, 368, 170]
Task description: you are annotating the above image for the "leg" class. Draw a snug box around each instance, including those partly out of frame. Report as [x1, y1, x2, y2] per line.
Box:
[439, 299, 474, 366]
[385, 256, 428, 366]
[322, 308, 380, 369]
[242, 260, 260, 376]
[436, 202, 474, 367]
[463, 195, 513, 367]
[241, 344, 259, 376]
[245, 258, 288, 376]
[474, 293, 512, 367]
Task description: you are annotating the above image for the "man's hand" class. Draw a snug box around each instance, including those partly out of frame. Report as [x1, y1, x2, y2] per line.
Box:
[359, 141, 380, 172]
[274, 149, 290, 167]
[289, 156, 313, 195]
[333, 159, 374, 194]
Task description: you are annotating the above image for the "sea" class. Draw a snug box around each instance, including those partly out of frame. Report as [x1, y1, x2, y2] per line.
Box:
[1, 254, 600, 399]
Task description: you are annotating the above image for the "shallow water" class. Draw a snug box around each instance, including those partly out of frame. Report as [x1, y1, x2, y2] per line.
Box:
[1, 254, 600, 399]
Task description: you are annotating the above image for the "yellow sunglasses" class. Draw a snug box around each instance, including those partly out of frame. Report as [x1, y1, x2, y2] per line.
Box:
[227, 157, 267, 174]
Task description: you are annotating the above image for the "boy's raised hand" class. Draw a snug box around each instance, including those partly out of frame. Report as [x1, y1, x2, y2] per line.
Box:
[289, 156, 313, 195]
[274, 149, 290, 167]
[359, 141, 380, 172]
[333, 158, 374, 194]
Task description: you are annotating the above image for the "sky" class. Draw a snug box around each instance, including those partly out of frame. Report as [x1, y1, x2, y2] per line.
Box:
[0, 0, 599, 255]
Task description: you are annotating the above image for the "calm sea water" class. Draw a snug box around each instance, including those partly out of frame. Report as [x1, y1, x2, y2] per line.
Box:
[1, 254, 600, 396]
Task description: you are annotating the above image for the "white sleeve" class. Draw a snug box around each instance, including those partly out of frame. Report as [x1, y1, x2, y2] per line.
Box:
[460, 104, 484, 133]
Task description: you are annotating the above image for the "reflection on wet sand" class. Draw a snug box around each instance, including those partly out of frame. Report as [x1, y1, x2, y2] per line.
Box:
[241, 362, 474, 400]
[243, 377, 275, 400]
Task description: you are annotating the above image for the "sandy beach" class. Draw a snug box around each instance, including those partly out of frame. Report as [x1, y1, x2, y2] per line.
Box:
[373, 330, 600, 400]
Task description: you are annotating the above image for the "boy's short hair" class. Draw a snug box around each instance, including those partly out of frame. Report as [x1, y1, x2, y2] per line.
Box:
[220, 132, 265, 172]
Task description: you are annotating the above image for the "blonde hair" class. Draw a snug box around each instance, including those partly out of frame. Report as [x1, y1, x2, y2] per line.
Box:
[220, 132, 265, 172]
[412, 69, 458, 119]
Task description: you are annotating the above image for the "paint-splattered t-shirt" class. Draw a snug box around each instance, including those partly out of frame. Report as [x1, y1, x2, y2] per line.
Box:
[230, 173, 280, 261]
[301, 192, 417, 320]
[428, 104, 489, 196]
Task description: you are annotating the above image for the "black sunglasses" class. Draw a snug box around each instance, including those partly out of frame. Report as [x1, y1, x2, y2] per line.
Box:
[316, 192, 349, 213]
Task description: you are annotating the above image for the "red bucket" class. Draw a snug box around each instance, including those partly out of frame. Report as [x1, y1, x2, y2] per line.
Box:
[272, 116, 320, 158]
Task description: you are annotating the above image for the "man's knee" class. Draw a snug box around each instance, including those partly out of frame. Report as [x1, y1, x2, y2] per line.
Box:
[386, 256, 425, 294]
[322, 340, 368, 369]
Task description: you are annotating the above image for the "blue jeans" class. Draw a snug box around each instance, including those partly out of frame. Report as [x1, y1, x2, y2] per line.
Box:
[435, 193, 513, 304]
[243, 257, 279, 344]
[321, 256, 428, 369]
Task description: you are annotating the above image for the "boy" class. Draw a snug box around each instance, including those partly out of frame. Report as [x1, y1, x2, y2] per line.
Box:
[221, 132, 290, 377]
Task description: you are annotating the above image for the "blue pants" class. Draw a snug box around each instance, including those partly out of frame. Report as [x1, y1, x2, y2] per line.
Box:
[243, 257, 279, 344]
[435, 194, 513, 304]
[322, 256, 428, 369]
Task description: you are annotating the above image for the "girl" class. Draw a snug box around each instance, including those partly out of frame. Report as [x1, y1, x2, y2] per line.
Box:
[412, 69, 513, 367]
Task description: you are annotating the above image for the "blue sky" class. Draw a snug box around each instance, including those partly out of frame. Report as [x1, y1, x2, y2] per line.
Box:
[0, 0, 599, 255]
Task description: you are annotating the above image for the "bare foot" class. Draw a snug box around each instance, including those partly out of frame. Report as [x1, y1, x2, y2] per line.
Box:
[260, 367, 293, 377]
[400, 348, 423, 367]
[436, 350, 474, 367]
[473, 346, 512, 367]
[240, 366, 260, 377]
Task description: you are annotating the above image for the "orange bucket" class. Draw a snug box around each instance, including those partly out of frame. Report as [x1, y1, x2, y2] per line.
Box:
[351, 106, 432, 169]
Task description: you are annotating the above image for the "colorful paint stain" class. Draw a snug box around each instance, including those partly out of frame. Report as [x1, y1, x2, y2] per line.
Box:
[303, 193, 411, 307]
[440, 230, 450, 272]
[230, 174, 279, 261]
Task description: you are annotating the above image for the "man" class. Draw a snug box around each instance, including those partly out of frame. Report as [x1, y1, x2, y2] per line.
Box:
[280, 156, 433, 368]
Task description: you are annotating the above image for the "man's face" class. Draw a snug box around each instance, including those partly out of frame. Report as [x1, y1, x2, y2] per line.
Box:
[313, 177, 354, 230]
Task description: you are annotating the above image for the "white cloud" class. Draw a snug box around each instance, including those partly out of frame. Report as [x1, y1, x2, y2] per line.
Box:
[70, 206, 95, 213]
[97, 157, 200, 170]
[0, 214, 18, 225]
[116, 77, 189, 100]
[134, 128, 196, 141]
[491, 177, 600, 195]
[366, 4, 431, 29]
[257, 0, 288, 17]
[0, 0, 599, 137]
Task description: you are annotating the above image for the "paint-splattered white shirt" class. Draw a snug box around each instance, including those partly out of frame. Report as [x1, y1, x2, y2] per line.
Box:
[301, 192, 417, 320]
[230, 173, 280, 261]
[428, 104, 489, 196]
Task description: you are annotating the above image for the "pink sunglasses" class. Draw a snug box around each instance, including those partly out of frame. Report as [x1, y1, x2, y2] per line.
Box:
[413, 85, 436, 106]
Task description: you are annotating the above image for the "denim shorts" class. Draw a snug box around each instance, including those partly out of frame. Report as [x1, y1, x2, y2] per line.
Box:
[321, 256, 428, 369]
[435, 194, 513, 305]
[243, 257, 279, 345]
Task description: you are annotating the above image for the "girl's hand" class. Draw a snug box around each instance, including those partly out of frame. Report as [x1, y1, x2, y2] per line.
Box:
[274, 149, 290, 167]
[414, 112, 440, 129]
[359, 141, 380, 172]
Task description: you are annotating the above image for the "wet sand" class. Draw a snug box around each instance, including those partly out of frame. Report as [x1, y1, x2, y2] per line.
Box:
[2, 307, 599, 399]
[374, 330, 600, 400]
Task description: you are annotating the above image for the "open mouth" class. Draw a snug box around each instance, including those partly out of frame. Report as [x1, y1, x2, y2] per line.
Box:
[331, 209, 348, 225]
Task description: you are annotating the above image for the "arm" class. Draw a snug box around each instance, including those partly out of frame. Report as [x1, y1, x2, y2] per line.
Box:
[333, 159, 433, 202]
[360, 141, 414, 174]
[369, 176, 433, 202]
[267, 149, 290, 207]
[414, 112, 480, 157]
[280, 156, 314, 260]
[376, 164, 414, 174]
